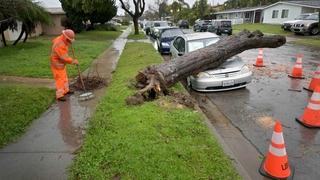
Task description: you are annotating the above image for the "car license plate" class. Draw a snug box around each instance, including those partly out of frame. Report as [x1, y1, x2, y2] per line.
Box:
[223, 80, 234, 87]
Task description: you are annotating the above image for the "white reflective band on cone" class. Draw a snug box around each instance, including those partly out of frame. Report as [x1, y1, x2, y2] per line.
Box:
[295, 64, 302, 68]
[271, 132, 284, 144]
[311, 92, 320, 101]
[307, 102, 320, 110]
[269, 145, 287, 156]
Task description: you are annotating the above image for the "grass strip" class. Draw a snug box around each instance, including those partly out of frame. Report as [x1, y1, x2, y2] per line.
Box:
[292, 38, 320, 48]
[70, 42, 240, 179]
[0, 30, 121, 78]
[0, 84, 54, 147]
[233, 23, 291, 35]
[128, 30, 147, 40]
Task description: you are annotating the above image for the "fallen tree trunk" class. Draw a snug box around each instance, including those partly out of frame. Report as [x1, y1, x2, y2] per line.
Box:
[127, 30, 286, 105]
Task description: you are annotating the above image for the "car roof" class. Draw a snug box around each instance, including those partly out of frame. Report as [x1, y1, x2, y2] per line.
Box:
[154, 26, 175, 30]
[181, 32, 219, 41]
[213, 19, 231, 22]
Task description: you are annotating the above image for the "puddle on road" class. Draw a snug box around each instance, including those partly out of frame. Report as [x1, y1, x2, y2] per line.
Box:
[256, 116, 275, 129]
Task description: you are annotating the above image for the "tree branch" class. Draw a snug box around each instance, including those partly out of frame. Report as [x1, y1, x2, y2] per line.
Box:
[119, 0, 134, 17]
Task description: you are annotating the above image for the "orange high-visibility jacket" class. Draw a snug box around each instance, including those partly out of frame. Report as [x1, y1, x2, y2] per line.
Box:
[50, 35, 73, 69]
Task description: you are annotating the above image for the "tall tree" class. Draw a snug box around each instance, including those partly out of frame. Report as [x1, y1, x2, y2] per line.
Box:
[119, 0, 145, 35]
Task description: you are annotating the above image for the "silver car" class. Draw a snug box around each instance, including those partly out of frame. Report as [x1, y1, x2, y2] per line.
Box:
[170, 32, 252, 92]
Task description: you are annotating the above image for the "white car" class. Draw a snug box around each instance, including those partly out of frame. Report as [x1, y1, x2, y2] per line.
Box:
[170, 32, 252, 92]
[281, 13, 313, 31]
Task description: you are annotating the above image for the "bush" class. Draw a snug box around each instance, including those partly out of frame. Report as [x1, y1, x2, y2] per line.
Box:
[121, 19, 130, 26]
[94, 24, 119, 31]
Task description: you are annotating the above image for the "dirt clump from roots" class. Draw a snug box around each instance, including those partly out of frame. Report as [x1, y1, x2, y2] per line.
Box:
[72, 76, 107, 91]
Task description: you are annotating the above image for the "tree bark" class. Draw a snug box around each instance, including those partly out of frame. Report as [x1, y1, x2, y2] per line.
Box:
[128, 30, 286, 104]
[13, 23, 26, 45]
[133, 17, 139, 35]
[23, 30, 28, 43]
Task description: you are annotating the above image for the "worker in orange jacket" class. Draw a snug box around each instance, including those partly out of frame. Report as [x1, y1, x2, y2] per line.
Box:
[50, 29, 79, 101]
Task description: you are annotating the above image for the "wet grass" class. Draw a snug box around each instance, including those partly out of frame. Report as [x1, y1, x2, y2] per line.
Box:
[0, 30, 121, 78]
[0, 84, 54, 147]
[70, 42, 240, 179]
[128, 31, 147, 40]
[233, 23, 291, 35]
[292, 38, 320, 48]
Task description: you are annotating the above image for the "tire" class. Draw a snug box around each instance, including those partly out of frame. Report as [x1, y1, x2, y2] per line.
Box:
[310, 27, 319, 35]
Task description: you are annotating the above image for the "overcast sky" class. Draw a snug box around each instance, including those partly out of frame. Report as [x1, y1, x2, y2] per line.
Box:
[37, 0, 227, 15]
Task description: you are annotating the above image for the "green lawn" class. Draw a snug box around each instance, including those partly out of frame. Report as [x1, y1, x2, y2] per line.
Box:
[233, 23, 291, 35]
[0, 30, 121, 78]
[127, 31, 147, 40]
[0, 84, 54, 147]
[292, 38, 320, 48]
[70, 42, 240, 179]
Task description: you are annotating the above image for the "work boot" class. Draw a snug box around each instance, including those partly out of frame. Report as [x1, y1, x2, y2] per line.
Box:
[66, 90, 74, 95]
[57, 96, 66, 101]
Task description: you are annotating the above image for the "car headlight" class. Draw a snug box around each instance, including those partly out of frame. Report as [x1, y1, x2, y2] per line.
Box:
[161, 42, 170, 47]
[241, 65, 250, 74]
[196, 72, 210, 78]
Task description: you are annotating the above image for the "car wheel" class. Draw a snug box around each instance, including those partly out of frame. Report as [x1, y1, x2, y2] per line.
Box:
[310, 27, 319, 35]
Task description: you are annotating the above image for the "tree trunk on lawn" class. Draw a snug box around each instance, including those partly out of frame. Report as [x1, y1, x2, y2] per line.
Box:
[133, 17, 139, 35]
[127, 30, 286, 104]
[1, 30, 7, 47]
[13, 23, 26, 45]
[23, 30, 28, 43]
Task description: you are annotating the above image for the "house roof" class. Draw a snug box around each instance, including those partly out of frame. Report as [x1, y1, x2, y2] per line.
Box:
[214, 6, 266, 15]
[263, 1, 320, 9]
[45, 7, 65, 15]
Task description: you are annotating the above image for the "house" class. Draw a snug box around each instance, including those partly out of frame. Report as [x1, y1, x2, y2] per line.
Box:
[214, 1, 320, 25]
[262, 1, 320, 24]
[2, 1, 65, 42]
[214, 6, 266, 24]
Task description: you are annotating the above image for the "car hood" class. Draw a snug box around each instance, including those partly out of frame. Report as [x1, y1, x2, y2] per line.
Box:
[283, 20, 301, 24]
[204, 57, 244, 75]
[294, 20, 318, 25]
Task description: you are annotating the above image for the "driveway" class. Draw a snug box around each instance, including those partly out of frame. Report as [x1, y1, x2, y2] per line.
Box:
[199, 42, 320, 179]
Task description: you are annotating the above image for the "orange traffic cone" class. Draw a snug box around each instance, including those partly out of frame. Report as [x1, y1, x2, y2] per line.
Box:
[259, 121, 293, 179]
[296, 85, 320, 128]
[288, 54, 304, 79]
[304, 64, 320, 92]
[253, 48, 265, 67]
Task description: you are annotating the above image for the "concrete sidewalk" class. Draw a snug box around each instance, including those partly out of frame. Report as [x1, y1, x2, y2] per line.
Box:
[0, 28, 130, 180]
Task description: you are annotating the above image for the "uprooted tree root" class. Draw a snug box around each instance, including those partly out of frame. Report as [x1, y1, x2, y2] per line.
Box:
[72, 76, 107, 91]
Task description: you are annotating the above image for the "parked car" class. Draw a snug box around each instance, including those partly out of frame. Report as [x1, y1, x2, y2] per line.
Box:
[178, 20, 189, 29]
[281, 13, 313, 31]
[144, 21, 152, 35]
[193, 20, 212, 32]
[170, 32, 252, 92]
[291, 13, 319, 35]
[150, 21, 169, 38]
[157, 27, 184, 54]
[208, 20, 232, 35]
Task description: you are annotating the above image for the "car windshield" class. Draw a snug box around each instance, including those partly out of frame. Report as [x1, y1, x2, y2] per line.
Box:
[305, 14, 319, 20]
[203, 20, 211, 25]
[188, 37, 220, 52]
[154, 22, 168, 27]
[295, 14, 310, 20]
[221, 21, 231, 27]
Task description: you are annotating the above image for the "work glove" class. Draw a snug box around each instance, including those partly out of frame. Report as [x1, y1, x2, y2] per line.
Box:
[72, 59, 79, 65]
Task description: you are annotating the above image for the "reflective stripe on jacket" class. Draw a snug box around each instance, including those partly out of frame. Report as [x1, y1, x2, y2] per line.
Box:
[50, 35, 73, 69]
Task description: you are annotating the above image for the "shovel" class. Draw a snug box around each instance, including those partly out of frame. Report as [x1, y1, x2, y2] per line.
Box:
[71, 45, 94, 101]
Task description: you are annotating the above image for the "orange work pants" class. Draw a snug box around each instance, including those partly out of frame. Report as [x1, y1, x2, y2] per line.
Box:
[51, 66, 69, 99]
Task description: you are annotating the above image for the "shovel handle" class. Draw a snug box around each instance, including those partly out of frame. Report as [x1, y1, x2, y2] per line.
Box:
[71, 45, 86, 91]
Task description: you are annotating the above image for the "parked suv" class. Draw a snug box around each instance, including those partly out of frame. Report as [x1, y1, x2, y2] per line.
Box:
[178, 20, 189, 29]
[208, 20, 232, 35]
[291, 13, 319, 35]
[281, 13, 312, 31]
[193, 20, 212, 32]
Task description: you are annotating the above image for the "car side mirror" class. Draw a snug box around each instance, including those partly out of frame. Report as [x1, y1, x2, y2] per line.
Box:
[178, 52, 184, 56]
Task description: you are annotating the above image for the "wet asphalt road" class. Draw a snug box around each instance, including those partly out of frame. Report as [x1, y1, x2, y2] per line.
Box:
[200, 43, 320, 179]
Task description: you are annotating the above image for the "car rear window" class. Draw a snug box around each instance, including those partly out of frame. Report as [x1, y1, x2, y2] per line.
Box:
[154, 22, 168, 27]
[221, 21, 231, 27]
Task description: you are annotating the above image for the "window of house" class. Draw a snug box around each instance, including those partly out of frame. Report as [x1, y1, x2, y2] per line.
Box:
[272, 10, 279, 18]
[281, 9, 289, 18]
[245, 12, 250, 18]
